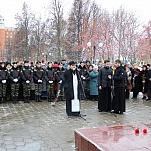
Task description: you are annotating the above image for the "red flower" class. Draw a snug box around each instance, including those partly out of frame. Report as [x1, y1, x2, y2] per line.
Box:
[38, 75, 41, 78]
[27, 74, 30, 78]
[16, 71, 19, 75]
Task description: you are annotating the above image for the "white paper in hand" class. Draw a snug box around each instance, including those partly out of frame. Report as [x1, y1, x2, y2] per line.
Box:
[71, 99, 80, 112]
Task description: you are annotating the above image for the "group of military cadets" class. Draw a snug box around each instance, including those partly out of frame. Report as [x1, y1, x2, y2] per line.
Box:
[0, 60, 66, 104]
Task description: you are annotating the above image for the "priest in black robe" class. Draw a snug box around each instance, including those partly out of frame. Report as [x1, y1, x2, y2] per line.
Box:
[112, 59, 126, 114]
[98, 60, 112, 112]
[64, 61, 82, 116]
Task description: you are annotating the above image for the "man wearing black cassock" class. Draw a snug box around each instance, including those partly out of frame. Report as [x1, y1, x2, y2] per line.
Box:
[64, 61, 81, 116]
[98, 60, 112, 112]
[112, 59, 126, 114]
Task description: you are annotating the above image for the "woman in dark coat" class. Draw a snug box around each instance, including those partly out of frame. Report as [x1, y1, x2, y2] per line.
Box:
[64, 61, 82, 116]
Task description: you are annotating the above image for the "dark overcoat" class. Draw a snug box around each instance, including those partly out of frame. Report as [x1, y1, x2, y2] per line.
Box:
[112, 66, 126, 113]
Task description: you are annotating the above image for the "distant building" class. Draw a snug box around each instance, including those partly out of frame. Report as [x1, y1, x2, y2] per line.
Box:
[0, 15, 14, 61]
[5, 27, 14, 62]
[0, 15, 5, 61]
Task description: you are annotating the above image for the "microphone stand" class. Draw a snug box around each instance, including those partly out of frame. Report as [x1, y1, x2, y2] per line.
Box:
[76, 69, 87, 121]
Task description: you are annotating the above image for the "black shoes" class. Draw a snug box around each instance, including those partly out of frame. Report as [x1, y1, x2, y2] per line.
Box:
[110, 110, 123, 114]
[142, 96, 147, 100]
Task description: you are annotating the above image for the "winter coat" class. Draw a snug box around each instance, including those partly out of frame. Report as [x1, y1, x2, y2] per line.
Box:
[146, 69, 151, 89]
[113, 66, 126, 88]
[20, 66, 33, 82]
[33, 66, 45, 84]
[98, 67, 112, 88]
[0, 67, 9, 82]
[45, 67, 55, 83]
[89, 70, 98, 95]
[9, 67, 21, 83]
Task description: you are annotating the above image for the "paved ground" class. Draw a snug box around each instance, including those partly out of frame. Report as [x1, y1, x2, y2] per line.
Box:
[0, 93, 151, 151]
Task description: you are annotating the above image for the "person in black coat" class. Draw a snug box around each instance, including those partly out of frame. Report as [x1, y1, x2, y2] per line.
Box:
[9, 62, 21, 103]
[146, 68, 151, 100]
[45, 62, 55, 102]
[0, 62, 9, 103]
[140, 65, 148, 100]
[98, 60, 112, 112]
[64, 61, 82, 116]
[131, 63, 141, 99]
[33, 61, 45, 102]
[112, 59, 126, 114]
[20, 60, 33, 103]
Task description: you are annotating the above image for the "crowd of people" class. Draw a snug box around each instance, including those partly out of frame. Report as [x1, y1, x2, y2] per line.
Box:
[0, 59, 151, 116]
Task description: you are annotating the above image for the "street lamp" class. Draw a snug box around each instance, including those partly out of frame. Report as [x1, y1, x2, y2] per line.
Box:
[98, 42, 103, 61]
[87, 42, 91, 61]
[93, 45, 96, 63]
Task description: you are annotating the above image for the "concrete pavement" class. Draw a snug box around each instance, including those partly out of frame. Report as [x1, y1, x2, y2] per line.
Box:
[0, 93, 151, 151]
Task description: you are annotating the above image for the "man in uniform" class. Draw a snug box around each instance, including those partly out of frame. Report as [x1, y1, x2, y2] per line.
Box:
[6, 62, 12, 102]
[20, 61, 33, 103]
[45, 62, 55, 102]
[0, 62, 9, 103]
[9, 61, 20, 103]
[33, 61, 45, 102]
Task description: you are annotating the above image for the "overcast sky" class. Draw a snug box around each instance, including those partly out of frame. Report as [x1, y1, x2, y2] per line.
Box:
[0, 0, 151, 27]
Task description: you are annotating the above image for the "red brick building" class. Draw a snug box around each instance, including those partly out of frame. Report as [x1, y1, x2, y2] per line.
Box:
[0, 15, 5, 61]
[0, 15, 14, 61]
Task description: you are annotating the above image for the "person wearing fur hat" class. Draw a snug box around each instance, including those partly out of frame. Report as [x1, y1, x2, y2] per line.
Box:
[64, 61, 82, 116]
[33, 61, 45, 102]
[0, 62, 9, 103]
[20, 61, 33, 103]
[9, 61, 20, 103]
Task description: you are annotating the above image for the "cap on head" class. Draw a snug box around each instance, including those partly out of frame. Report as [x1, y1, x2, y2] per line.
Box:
[36, 61, 41, 64]
[68, 61, 76, 66]
[24, 60, 29, 64]
[12, 61, 18, 65]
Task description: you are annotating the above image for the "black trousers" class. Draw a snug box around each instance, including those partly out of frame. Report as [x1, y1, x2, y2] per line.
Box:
[112, 87, 125, 113]
[98, 86, 111, 112]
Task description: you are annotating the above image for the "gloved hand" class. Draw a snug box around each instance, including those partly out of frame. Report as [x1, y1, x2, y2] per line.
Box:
[82, 77, 86, 80]
[49, 81, 53, 84]
[2, 80, 6, 83]
[13, 79, 18, 82]
[59, 80, 62, 84]
[38, 79, 42, 83]
[26, 80, 30, 84]
[81, 75, 84, 78]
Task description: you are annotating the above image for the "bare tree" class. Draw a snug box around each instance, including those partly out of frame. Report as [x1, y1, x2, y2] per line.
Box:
[47, 0, 65, 62]
[14, 2, 35, 61]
